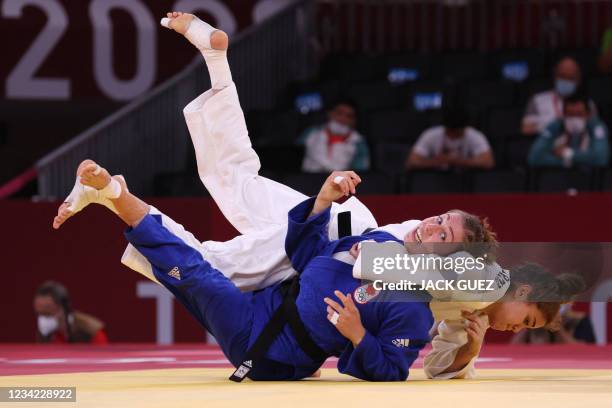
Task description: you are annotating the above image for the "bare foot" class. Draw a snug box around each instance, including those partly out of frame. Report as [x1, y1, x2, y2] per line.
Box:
[164, 11, 228, 50]
[52, 160, 114, 230]
[78, 160, 111, 190]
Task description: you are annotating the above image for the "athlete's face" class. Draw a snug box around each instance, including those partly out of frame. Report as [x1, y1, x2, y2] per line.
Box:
[486, 301, 547, 332]
[403, 213, 466, 256]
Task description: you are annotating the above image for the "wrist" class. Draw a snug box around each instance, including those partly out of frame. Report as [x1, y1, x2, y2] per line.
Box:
[465, 339, 482, 355]
[350, 328, 366, 347]
[311, 196, 332, 215]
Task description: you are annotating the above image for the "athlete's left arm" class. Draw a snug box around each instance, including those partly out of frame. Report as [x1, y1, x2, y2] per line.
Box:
[336, 304, 432, 381]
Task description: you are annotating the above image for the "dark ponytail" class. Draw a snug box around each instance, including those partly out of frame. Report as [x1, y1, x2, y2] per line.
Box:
[556, 273, 587, 299]
[508, 264, 586, 329]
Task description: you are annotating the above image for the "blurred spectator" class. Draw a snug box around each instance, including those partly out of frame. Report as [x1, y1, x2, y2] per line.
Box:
[406, 108, 494, 170]
[298, 100, 370, 173]
[511, 303, 595, 344]
[528, 92, 609, 168]
[34, 281, 108, 344]
[598, 28, 612, 74]
[522, 57, 596, 136]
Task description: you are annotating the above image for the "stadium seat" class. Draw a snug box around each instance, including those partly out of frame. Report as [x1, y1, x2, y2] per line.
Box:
[531, 168, 598, 192]
[283, 173, 329, 196]
[518, 77, 554, 104]
[602, 168, 612, 191]
[588, 77, 612, 107]
[385, 53, 432, 82]
[354, 172, 397, 194]
[286, 80, 342, 111]
[0, 122, 7, 147]
[153, 173, 210, 197]
[402, 170, 467, 194]
[344, 80, 410, 112]
[368, 110, 425, 143]
[320, 54, 386, 82]
[465, 80, 517, 111]
[256, 145, 305, 172]
[407, 81, 448, 113]
[436, 53, 488, 82]
[503, 135, 534, 167]
[375, 142, 412, 175]
[246, 110, 300, 145]
[486, 107, 524, 140]
[489, 49, 548, 81]
[470, 169, 528, 193]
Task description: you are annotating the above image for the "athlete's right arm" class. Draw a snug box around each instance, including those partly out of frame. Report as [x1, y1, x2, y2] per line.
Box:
[285, 197, 333, 273]
[311, 171, 361, 216]
[423, 318, 484, 379]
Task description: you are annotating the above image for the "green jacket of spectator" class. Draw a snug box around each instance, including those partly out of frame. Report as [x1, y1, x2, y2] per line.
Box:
[528, 118, 610, 167]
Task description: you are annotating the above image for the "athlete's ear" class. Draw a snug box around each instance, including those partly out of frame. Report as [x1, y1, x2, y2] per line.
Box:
[513, 284, 532, 300]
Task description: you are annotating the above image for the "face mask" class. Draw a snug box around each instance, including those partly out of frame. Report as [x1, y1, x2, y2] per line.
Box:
[555, 78, 578, 97]
[559, 303, 571, 315]
[327, 120, 351, 135]
[564, 117, 586, 135]
[37, 315, 59, 337]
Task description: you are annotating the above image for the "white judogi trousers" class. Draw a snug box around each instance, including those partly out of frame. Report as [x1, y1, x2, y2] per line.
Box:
[121, 83, 378, 291]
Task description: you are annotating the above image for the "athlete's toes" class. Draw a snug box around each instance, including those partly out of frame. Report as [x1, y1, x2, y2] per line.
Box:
[53, 212, 69, 229]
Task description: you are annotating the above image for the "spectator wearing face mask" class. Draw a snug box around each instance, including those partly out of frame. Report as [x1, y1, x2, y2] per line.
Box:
[33, 281, 108, 344]
[528, 92, 609, 168]
[405, 107, 495, 170]
[298, 100, 370, 173]
[522, 57, 597, 136]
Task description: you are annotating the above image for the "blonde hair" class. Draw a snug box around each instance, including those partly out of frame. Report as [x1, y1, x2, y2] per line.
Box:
[449, 210, 499, 262]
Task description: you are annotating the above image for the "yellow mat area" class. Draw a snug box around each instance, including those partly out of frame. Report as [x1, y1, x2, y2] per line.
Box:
[1, 368, 611, 408]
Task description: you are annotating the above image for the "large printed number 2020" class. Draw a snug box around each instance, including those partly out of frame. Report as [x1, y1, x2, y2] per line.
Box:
[2, 0, 157, 101]
[2, 0, 238, 101]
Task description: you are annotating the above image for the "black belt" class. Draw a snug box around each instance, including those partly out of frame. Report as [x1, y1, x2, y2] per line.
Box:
[230, 210, 355, 382]
[230, 277, 328, 382]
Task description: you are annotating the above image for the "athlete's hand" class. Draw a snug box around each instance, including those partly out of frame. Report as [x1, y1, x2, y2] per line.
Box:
[324, 290, 366, 347]
[349, 243, 361, 259]
[311, 171, 362, 216]
[462, 310, 488, 353]
[318, 171, 361, 202]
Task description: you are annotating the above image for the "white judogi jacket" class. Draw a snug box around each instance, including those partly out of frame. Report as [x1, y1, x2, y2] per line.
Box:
[353, 222, 508, 379]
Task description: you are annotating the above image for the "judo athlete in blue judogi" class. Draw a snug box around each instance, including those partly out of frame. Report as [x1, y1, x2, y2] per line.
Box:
[59, 161, 433, 382]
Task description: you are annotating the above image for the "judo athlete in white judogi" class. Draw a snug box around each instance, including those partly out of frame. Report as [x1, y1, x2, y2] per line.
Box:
[52, 12, 566, 381]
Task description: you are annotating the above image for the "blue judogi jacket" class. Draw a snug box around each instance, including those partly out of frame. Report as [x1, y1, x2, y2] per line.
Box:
[124, 199, 432, 382]
[284, 197, 433, 381]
